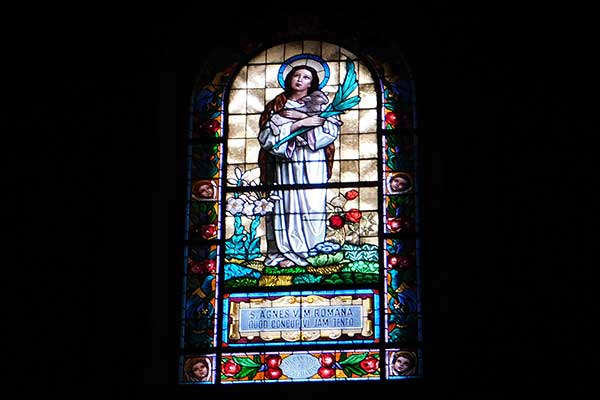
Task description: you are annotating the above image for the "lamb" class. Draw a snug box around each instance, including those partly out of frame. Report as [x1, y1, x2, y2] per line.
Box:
[268, 90, 330, 145]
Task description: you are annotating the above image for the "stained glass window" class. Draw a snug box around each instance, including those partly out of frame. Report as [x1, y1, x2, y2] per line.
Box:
[179, 40, 421, 384]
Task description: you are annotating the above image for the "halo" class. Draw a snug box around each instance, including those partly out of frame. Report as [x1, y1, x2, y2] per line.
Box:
[278, 54, 330, 89]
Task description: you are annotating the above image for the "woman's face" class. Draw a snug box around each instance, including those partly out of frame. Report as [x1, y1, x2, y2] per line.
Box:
[393, 355, 412, 374]
[290, 68, 313, 93]
[192, 361, 209, 379]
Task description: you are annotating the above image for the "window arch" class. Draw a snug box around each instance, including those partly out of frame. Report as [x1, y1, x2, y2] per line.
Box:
[179, 39, 421, 384]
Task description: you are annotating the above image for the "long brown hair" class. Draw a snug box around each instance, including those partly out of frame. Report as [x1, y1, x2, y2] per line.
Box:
[259, 65, 320, 130]
[258, 65, 334, 184]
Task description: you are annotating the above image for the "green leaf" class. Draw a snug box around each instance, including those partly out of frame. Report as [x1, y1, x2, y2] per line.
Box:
[335, 96, 361, 111]
[339, 352, 368, 365]
[340, 60, 358, 98]
[233, 356, 261, 368]
[207, 209, 217, 223]
[234, 366, 260, 380]
[249, 215, 261, 233]
[247, 367, 259, 380]
[246, 237, 260, 253]
[342, 363, 365, 377]
[233, 215, 244, 235]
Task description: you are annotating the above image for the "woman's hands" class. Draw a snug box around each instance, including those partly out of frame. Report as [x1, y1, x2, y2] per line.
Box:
[301, 115, 325, 127]
[290, 115, 325, 133]
[280, 109, 307, 119]
[280, 110, 325, 127]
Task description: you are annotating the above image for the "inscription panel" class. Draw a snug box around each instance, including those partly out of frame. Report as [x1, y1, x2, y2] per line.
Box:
[240, 305, 363, 331]
[223, 290, 379, 346]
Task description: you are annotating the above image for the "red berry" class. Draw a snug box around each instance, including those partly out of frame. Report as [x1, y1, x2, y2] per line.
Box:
[264, 367, 282, 380]
[317, 366, 335, 379]
[320, 353, 335, 367]
[265, 355, 282, 368]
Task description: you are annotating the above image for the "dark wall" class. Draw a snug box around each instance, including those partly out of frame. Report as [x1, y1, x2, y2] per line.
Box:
[21, 1, 582, 396]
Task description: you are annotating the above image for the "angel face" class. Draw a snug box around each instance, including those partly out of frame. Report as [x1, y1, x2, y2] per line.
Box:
[389, 173, 412, 193]
[393, 355, 413, 374]
[198, 183, 214, 199]
[193, 181, 214, 199]
[192, 360, 209, 379]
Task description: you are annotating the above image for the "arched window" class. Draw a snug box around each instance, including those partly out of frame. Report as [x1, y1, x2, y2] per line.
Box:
[179, 40, 421, 384]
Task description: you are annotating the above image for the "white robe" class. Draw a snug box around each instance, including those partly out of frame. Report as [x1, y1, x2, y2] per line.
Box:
[258, 99, 340, 266]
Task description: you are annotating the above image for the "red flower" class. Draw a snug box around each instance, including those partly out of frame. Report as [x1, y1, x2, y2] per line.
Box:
[200, 224, 218, 239]
[387, 255, 399, 269]
[198, 120, 220, 135]
[221, 359, 241, 376]
[207, 120, 220, 133]
[205, 260, 216, 273]
[385, 111, 398, 126]
[328, 215, 345, 229]
[386, 217, 410, 232]
[345, 208, 362, 224]
[344, 190, 359, 200]
[386, 217, 401, 231]
[189, 259, 216, 274]
[359, 356, 379, 373]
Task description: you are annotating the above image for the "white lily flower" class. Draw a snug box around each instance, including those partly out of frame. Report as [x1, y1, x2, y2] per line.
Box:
[225, 197, 245, 215]
[253, 199, 274, 215]
[227, 167, 249, 186]
[242, 202, 255, 217]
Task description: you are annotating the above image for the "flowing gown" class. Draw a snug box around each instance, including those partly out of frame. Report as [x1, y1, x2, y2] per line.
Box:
[258, 98, 340, 266]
